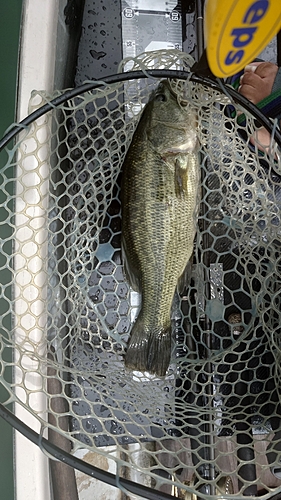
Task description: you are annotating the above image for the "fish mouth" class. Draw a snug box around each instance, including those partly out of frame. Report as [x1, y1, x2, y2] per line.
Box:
[167, 79, 191, 106]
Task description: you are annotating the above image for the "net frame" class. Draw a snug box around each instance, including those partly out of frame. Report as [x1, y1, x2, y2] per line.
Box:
[0, 49, 281, 499]
[1, 71, 280, 152]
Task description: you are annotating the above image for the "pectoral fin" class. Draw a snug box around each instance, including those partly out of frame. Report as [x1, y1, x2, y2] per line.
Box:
[175, 157, 188, 198]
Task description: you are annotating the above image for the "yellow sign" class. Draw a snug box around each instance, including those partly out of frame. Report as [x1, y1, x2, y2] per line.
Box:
[205, 0, 281, 77]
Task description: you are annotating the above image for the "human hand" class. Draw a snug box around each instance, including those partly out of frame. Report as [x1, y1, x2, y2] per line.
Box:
[238, 62, 278, 104]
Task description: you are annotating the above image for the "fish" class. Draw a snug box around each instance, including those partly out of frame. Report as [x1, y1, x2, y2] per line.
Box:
[121, 79, 199, 377]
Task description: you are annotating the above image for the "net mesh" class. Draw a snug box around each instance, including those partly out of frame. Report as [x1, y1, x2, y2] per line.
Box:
[1, 49, 281, 498]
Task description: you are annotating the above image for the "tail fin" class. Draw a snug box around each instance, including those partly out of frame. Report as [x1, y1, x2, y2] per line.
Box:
[125, 320, 171, 377]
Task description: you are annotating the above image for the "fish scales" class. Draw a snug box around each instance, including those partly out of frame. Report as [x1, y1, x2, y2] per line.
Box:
[121, 80, 199, 377]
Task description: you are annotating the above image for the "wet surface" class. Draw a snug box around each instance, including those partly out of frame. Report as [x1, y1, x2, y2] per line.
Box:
[74, 0, 122, 84]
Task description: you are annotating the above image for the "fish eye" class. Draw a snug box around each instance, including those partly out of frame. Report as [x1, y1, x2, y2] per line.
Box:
[155, 93, 167, 102]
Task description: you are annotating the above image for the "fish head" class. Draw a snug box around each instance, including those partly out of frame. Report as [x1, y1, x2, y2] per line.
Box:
[144, 80, 198, 156]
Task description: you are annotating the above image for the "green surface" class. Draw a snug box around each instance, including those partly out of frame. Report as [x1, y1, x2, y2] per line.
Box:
[0, 2, 23, 499]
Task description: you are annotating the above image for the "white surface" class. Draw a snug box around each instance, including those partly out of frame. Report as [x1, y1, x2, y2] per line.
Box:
[74, 448, 122, 500]
[15, 1, 70, 499]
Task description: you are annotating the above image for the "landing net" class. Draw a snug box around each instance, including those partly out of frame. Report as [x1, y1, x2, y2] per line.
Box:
[0, 50, 281, 499]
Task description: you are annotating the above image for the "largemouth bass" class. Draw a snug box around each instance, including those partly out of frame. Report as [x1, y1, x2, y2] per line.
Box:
[121, 80, 199, 377]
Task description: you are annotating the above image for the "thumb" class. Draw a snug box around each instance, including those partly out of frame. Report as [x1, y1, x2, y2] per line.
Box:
[244, 64, 258, 73]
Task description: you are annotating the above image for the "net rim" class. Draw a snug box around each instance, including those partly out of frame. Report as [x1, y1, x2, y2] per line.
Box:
[1, 69, 280, 151]
[0, 402, 178, 500]
[2, 66, 281, 500]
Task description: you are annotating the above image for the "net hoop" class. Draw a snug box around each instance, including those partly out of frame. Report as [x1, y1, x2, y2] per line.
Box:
[1, 52, 281, 500]
[1, 70, 281, 152]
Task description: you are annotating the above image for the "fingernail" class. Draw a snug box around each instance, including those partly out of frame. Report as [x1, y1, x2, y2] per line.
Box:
[238, 85, 242, 92]
[245, 64, 257, 72]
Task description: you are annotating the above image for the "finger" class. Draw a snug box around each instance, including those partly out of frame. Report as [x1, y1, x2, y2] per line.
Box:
[254, 62, 278, 79]
[240, 71, 261, 87]
[244, 64, 258, 73]
[238, 83, 257, 102]
[249, 127, 271, 152]
[238, 61, 279, 103]
[239, 79, 270, 103]
[245, 61, 265, 69]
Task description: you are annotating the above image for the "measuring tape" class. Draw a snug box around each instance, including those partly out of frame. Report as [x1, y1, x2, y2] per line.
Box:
[121, 1, 183, 60]
[205, 0, 281, 77]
